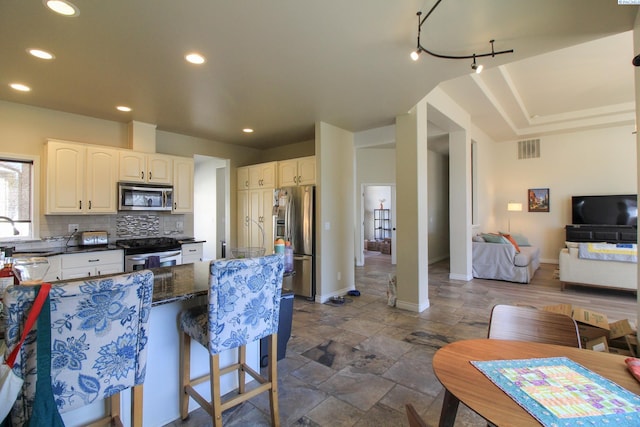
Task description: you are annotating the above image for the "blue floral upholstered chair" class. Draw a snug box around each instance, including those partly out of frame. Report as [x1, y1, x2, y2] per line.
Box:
[179, 254, 284, 427]
[3, 270, 154, 426]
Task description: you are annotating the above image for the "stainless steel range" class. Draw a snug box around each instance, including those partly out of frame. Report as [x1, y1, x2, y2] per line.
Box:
[117, 237, 182, 272]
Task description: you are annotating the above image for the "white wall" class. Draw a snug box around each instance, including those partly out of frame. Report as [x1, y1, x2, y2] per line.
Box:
[481, 125, 637, 262]
[315, 121, 355, 302]
[194, 155, 227, 260]
[428, 150, 450, 264]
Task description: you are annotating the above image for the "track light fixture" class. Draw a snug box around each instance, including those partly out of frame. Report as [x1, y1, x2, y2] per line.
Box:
[410, 0, 513, 73]
[471, 55, 483, 74]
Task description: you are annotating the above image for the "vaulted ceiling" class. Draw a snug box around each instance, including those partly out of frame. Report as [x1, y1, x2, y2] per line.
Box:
[1, 1, 637, 149]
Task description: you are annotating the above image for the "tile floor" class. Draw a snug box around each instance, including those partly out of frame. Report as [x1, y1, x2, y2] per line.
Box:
[165, 253, 638, 426]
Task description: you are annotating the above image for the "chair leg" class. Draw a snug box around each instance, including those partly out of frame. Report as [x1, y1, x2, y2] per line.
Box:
[179, 331, 191, 420]
[210, 353, 223, 427]
[131, 384, 143, 427]
[268, 334, 280, 427]
[238, 345, 246, 394]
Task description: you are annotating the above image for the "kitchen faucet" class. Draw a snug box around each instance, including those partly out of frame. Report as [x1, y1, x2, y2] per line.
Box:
[0, 216, 20, 235]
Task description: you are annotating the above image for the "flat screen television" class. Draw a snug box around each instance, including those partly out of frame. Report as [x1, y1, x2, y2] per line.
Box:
[571, 194, 638, 226]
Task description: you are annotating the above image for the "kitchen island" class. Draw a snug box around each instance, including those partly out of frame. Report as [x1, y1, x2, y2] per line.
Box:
[58, 261, 260, 427]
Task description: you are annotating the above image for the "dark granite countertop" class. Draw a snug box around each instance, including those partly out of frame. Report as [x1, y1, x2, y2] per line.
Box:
[13, 245, 121, 257]
[149, 261, 210, 306]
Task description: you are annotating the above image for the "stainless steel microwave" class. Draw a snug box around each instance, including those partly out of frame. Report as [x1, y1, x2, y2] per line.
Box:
[118, 183, 173, 211]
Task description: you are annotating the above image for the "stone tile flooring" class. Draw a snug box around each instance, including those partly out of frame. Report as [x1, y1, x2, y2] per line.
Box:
[165, 254, 638, 426]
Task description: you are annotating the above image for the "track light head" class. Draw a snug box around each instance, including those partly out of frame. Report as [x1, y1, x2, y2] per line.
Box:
[471, 56, 483, 73]
[633, 54, 640, 67]
[410, 48, 421, 61]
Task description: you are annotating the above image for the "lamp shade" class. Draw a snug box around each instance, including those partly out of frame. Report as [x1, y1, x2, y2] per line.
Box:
[507, 202, 523, 212]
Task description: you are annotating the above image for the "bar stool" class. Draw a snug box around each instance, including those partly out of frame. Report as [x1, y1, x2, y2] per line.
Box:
[3, 270, 154, 426]
[179, 254, 284, 426]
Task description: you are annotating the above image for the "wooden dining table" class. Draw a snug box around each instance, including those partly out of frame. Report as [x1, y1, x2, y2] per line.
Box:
[432, 338, 640, 427]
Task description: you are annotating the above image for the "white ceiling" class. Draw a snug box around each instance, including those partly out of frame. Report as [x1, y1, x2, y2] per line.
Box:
[0, 1, 637, 149]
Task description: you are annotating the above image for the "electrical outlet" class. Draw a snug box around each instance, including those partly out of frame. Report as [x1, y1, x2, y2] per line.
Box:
[337, 271, 341, 281]
[176, 221, 184, 230]
[68, 224, 79, 233]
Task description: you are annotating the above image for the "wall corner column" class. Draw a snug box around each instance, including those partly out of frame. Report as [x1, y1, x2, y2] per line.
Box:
[395, 102, 430, 312]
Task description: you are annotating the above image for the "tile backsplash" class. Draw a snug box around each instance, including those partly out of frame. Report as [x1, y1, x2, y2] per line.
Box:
[39, 212, 191, 242]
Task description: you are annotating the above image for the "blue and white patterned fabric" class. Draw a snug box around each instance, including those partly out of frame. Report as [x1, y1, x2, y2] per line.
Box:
[180, 254, 284, 354]
[3, 270, 154, 426]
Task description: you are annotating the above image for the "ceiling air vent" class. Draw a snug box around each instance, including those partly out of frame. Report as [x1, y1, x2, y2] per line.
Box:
[518, 139, 540, 159]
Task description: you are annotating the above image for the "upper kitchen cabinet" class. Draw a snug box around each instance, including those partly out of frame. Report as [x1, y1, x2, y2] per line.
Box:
[172, 157, 194, 213]
[248, 162, 277, 189]
[278, 156, 315, 187]
[237, 166, 250, 190]
[45, 140, 118, 214]
[119, 151, 173, 184]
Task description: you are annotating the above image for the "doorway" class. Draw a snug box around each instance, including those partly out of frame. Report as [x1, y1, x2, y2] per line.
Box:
[194, 155, 228, 261]
[362, 185, 396, 265]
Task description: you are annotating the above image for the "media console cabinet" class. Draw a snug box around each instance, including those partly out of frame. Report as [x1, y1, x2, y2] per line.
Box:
[565, 225, 637, 244]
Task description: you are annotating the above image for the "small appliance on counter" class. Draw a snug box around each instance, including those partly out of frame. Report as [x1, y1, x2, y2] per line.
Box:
[79, 231, 109, 246]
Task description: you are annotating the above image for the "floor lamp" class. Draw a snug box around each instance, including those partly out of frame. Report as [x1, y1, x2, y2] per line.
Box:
[507, 202, 523, 233]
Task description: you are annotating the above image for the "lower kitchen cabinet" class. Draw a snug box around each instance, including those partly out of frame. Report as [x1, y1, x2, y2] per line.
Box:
[181, 242, 203, 264]
[59, 250, 124, 280]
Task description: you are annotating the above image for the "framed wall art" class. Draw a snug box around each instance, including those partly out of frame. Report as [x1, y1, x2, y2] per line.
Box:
[528, 188, 549, 212]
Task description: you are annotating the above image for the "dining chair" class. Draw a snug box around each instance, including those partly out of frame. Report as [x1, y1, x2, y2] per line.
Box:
[3, 270, 154, 426]
[405, 403, 428, 427]
[488, 304, 582, 348]
[178, 254, 284, 426]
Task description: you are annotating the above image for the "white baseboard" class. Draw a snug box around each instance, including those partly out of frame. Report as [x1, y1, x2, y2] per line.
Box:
[396, 298, 430, 313]
[449, 272, 472, 281]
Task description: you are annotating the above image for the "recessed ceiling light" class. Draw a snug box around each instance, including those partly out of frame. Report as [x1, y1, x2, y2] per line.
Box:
[185, 53, 206, 65]
[116, 106, 132, 112]
[10, 83, 31, 92]
[242, 128, 254, 133]
[28, 48, 55, 60]
[43, 0, 79, 17]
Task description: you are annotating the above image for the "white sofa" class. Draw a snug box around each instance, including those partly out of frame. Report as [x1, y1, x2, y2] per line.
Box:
[472, 241, 541, 284]
[559, 247, 637, 291]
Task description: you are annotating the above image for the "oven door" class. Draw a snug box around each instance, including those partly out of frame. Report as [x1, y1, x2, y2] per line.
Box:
[125, 250, 182, 272]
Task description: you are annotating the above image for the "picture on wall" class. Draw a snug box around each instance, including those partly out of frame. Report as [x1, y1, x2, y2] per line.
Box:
[528, 188, 550, 212]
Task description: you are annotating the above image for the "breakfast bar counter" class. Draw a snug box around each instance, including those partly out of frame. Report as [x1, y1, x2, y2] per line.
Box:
[150, 261, 210, 306]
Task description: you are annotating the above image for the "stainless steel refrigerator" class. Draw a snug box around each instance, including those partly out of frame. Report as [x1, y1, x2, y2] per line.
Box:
[274, 185, 315, 298]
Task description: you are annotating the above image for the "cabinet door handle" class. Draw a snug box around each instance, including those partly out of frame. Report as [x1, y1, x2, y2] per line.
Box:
[141, 171, 144, 179]
[149, 171, 153, 180]
[298, 175, 302, 184]
[79, 200, 82, 209]
[88, 259, 100, 263]
[88, 200, 92, 210]
[174, 202, 177, 209]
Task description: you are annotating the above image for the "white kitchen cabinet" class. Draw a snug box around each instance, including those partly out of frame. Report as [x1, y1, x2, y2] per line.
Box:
[59, 250, 124, 280]
[248, 162, 277, 189]
[249, 188, 274, 253]
[237, 162, 277, 190]
[237, 166, 250, 190]
[119, 151, 173, 184]
[181, 242, 203, 264]
[236, 161, 278, 254]
[237, 190, 250, 248]
[46, 140, 118, 214]
[173, 157, 194, 213]
[278, 156, 315, 187]
[236, 188, 275, 254]
[43, 255, 61, 282]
